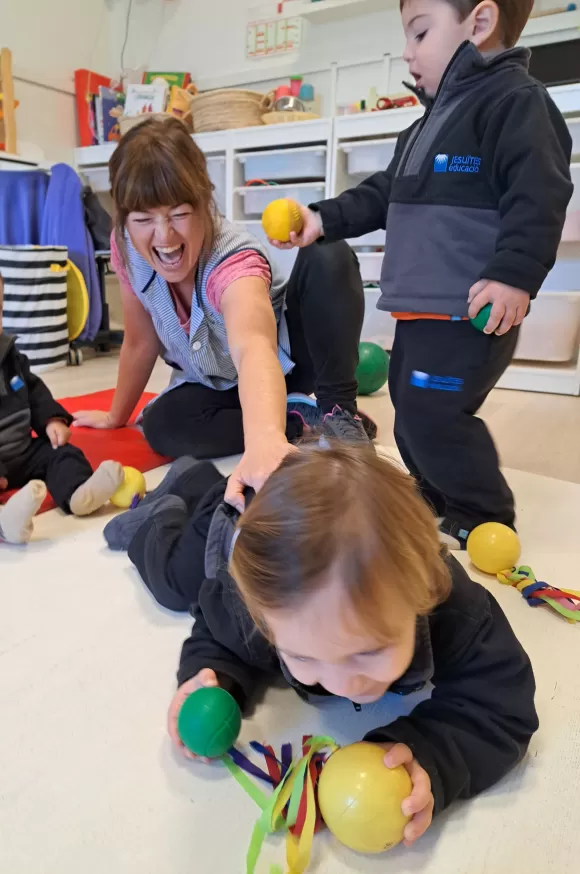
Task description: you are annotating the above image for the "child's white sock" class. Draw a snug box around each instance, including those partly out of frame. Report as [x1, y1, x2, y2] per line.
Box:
[69, 461, 124, 517]
[0, 481, 47, 544]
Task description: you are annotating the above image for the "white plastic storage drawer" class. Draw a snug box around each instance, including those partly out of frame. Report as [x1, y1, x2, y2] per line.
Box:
[514, 292, 580, 362]
[238, 147, 327, 182]
[541, 250, 580, 291]
[362, 287, 397, 350]
[236, 183, 326, 217]
[568, 117, 580, 158]
[341, 138, 397, 177]
[562, 162, 580, 241]
[206, 155, 226, 215]
[347, 230, 386, 247]
[357, 252, 384, 283]
[81, 165, 110, 192]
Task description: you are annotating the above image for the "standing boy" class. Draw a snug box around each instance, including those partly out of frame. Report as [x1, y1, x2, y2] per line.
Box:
[271, 0, 573, 547]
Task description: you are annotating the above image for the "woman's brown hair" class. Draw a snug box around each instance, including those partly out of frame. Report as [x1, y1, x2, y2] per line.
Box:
[109, 116, 217, 262]
[230, 444, 451, 643]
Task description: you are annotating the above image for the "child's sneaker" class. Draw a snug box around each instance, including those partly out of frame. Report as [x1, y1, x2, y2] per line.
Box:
[322, 406, 370, 446]
[286, 393, 322, 431]
[287, 394, 378, 440]
[438, 518, 471, 551]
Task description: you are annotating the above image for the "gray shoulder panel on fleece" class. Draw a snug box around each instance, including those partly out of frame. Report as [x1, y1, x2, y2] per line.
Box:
[379, 202, 500, 316]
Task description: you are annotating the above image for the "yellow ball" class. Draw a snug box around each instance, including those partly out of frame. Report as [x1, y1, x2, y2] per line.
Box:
[318, 743, 412, 854]
[261, 198, 303, 242]
[467, 522, 521, 575]
[110, 466, 147, 509]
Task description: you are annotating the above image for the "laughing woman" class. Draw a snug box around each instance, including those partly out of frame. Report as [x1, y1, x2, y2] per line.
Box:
[74, 117, 368, 508]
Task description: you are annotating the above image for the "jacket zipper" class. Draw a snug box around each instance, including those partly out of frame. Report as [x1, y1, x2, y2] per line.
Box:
[398, 40, 470, 177]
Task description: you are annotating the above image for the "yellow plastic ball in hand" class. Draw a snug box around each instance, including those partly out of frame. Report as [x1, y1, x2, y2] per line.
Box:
[318, 743, 412, 854]
[467, 522, 521, 575]
[110, 466, 147, 509]
[261, 198, 304, 242]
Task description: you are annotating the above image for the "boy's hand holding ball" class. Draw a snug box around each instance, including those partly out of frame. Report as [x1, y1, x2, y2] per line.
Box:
[468, 279, 530, 335]
[168, 669, 221, 763]
[263, 198, 323, 250]
[378, 742, 434, 846]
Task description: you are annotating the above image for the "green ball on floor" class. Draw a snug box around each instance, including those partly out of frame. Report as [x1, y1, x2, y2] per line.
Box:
[470, 303, 493, 332]
[356, 342, 390, 396]
[177, 686, 242, 758]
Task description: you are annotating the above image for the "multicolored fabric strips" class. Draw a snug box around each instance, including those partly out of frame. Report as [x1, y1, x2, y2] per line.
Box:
[497, 565, 580, 623]
[222, 735, 338, 874]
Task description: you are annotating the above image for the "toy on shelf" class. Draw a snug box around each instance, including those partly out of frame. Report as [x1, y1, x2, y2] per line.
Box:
[178, 687, 242, 758]
[497, 566, 580, 623]
[467, 522, 521, 574]
[356, 342, 390, 395]
[262, 198, 304, 242]
[318, 743, 412, 854]
[470, 302, 493, 332]
[110, 466, 147, 509]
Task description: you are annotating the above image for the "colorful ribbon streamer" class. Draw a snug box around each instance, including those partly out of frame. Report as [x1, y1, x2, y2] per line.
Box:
[222, 735, 338, 874]
[497, 565, 580, 623]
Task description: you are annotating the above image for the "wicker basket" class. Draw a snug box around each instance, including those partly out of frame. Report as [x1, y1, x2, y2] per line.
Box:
[190, 89, 272, 133]
[262, 111, 320, 125]
[119, 112, 193, 136]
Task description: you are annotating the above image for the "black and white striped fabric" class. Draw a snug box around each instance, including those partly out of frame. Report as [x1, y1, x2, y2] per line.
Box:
[0, 245, 69, 372]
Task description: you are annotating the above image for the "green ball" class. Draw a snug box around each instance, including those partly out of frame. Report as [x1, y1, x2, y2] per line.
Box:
[470, 303, 492, 332]
[356, 342, 390, 396]
[177, 687, 242, 758]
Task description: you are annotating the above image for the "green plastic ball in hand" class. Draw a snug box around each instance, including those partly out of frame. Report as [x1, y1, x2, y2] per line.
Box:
[470, 303, 493, 332]
[177, 686, 242, 758]
[356, 342, 390, 396]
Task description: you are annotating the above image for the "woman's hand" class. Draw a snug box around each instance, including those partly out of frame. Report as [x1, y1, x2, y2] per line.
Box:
[225, 438, 297, 512]
[0, 477, 8, 491]
[268, 206, 323, 251]
[378, 742, 434, 846]
[167, 669, 220, 763]
[72, 410, 120, 429]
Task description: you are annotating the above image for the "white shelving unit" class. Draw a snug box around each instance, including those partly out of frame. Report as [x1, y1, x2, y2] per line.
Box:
[74, 83, 580, 395]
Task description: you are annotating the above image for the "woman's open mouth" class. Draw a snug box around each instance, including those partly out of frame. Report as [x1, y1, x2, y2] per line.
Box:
[153, 244, 185, 270]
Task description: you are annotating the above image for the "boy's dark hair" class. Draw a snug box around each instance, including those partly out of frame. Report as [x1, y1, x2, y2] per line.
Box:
[400, 0, 534, 48]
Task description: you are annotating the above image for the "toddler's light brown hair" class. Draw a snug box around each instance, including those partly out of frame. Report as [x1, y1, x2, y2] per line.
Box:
[231, 444, 451, 643]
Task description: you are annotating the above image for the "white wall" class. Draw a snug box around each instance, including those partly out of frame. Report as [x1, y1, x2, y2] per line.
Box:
[108, 0, 408, 114]
[3, 0, 120, 163]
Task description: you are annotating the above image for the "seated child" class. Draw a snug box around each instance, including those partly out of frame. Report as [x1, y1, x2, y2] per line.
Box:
[163, 444, 538, 844]
[0, 276, 124, 543]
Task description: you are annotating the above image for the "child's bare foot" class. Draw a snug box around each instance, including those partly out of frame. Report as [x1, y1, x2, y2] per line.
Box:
[0, 481, 47, 544]
[69, 461, 124, 517]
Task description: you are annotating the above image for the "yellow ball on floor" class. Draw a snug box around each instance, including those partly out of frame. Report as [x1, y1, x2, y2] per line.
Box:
[261, 198, 303, 242]
[467, 522, 521, 575]
[110, 466, 147, 509]
[318, 743, 412, 854]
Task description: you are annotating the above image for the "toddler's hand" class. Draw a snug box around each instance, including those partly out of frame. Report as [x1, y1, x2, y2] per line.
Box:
[167, 668, 220, 763]
[468, 279, 529, 336]
[377, 742, 434, 846]
[46, 419, 71, 449]
[0, 476, 8, 491]
[268, 206, 323, 250]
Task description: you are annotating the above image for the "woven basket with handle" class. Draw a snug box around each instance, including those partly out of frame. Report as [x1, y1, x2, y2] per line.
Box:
[190, 89, 272, 132]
